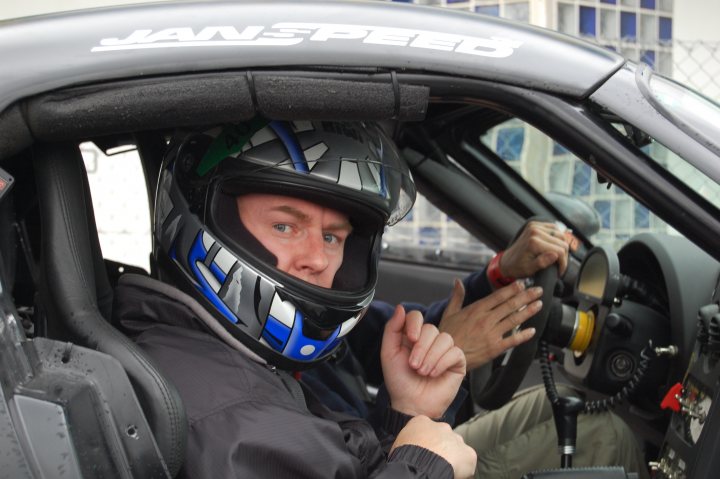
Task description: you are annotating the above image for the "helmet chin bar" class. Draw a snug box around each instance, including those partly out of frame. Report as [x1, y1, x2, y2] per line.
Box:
[183, 224, 370, 366]
[260, 294, 363, 362]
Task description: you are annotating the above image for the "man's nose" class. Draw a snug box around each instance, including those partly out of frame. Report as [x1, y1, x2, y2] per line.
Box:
[294, 234, 329, 275]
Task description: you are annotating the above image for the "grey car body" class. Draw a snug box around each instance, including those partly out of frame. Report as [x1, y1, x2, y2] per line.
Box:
[1, 1, 720, 478]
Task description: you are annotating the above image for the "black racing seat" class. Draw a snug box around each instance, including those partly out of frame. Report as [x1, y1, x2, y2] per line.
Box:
[32, 142, 187, 477]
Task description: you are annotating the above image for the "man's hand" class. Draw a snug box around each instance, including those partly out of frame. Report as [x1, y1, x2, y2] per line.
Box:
[439, 279, 542, 370]
[500, 221, 570, 278]
[392, 415, 477, 479]
[381, 305, 466, 419]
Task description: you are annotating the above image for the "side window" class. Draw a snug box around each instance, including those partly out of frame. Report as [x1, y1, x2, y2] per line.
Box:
[482, 121, 525, 165]
[81, 143, 152, 271]
[382, 192, 494, 269]
[479, 119, 673, 249]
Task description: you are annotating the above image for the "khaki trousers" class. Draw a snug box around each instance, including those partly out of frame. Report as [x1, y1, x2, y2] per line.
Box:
[455, 385, 650, 479]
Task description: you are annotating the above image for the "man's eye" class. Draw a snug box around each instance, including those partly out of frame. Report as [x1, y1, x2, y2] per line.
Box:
[324, 233, 339, 244]
[273, 224, 291, 233]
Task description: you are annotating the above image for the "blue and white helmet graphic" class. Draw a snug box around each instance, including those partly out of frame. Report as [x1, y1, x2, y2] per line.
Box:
[154, 119, 416, 369]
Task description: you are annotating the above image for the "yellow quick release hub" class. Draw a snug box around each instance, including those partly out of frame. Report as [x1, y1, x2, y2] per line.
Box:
[570, 310, 595, 353]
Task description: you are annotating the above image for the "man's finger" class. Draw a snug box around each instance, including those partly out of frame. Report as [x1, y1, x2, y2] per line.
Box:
[499, 327, 536, 352]
[537, 228, 570, 275]
[418, 332, 454, 375]
[493, 287, 543, 322]
[535, 251, 559, 271]
[443, 278, 466, 319]
[558, 242, 569, 275]
[500, 299, 542, 333]
[430, 346, 466, 377]
[466, 280, 525, 316]
[381, 305, 407, 356]
[404, 309, 424, 343]
[409, 323, 438, 370]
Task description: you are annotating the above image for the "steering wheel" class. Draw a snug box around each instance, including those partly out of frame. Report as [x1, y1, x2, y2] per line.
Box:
[469, 263, 558, 410]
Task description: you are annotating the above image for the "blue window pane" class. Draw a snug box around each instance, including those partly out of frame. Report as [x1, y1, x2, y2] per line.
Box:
[641, 0, 656, 9]
[641, 49, 656, 67]
[634, 203, 650, 228]
[553, 142, 569, 156]
[604, 45, 618, 52]
[659, 17, 672, 41]
[579, 7, 596, 35]
[621, 12, 636, 40]
[419, 227, 441, 246]
[447, 0, 467, 3]
[594, 200, 611, 228]
[572, 162, 592, 196]
[600, 0, 617, 4]
[475, 5, 500, 16]
[496, 127, 525, 162]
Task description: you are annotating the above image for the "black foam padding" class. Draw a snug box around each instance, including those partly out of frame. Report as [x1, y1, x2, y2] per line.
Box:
[397, 83, 430, 121]
[20, 73, 429, 143]
[255, 76, 428, 121]
[26, 74, 255, 140]
[0, 104, 33, 160]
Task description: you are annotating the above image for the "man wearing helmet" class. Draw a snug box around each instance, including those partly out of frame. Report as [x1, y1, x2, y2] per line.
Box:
[115, 119, 477, 478]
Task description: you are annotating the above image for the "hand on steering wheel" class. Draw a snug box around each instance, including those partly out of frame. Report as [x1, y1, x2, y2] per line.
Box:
[439, 279, 544, 371]
[469, 218, 566, 410]
[470, 264, 558, 410]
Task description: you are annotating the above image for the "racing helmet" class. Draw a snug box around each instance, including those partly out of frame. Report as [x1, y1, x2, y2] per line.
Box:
[154, 119, 415, 369]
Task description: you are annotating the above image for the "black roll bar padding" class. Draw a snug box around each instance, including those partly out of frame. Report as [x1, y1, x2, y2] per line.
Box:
[32, 142, 186, 477]
[20, 72, 429, 143]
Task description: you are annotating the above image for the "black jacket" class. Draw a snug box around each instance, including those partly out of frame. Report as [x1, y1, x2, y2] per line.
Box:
[303, 270, 488, 422]
[114, 275, 455, 478]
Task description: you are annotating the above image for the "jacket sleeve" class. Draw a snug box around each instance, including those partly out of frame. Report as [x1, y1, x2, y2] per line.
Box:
[343, 400, 454, 479]
[182, 391, 453, 479]
[380, 446, 454, 479]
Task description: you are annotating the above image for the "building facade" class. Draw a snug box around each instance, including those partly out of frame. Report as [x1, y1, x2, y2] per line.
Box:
[382, 0, 678, 264]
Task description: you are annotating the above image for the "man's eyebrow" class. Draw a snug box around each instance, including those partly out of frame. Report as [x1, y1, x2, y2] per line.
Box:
[271, 205, 352, 232]
[325, 221, 353, 233]
[272, 205, 310, 222]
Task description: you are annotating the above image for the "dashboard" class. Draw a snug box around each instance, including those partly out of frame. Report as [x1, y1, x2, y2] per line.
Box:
[549, 233, 720, 479]
[654, 275, 720, 479]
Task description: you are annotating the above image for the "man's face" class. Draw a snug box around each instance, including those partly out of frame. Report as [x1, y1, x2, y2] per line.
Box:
[236, 193, 352, 288]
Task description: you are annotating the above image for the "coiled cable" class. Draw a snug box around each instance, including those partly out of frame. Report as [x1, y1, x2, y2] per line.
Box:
[539, 340, 657, 414]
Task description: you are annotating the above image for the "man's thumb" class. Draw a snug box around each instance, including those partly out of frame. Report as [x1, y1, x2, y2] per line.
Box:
[443, 278, 465, 318]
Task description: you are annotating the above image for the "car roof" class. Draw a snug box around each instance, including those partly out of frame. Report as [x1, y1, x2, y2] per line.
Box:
[0, 0, 625, 113]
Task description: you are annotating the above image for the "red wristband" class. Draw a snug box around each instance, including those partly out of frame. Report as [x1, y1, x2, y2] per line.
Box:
[487, 250, 515, 289]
